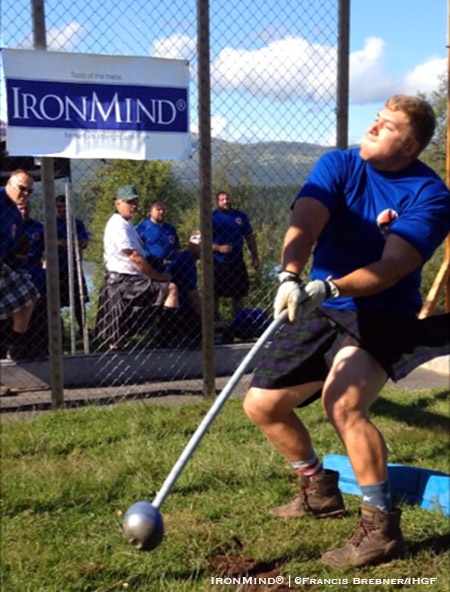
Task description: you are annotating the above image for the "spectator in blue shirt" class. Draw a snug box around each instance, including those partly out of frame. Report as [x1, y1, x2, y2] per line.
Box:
[16, 201, 46, 296]
[15, 201, 48, 358]
[162, 231, 202, 349]
[17, 202, 45, 267]
[55, 194, 89, 335]
[212, 191, 259, 320]
[0, 170, 40, 359]
[136, 200, 180, 272]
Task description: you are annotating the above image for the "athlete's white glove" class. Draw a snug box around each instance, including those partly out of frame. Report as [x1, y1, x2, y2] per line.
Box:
[299, 277, 340, 313]
[274, 272, 340, 322]
[274, 271, 303, 322]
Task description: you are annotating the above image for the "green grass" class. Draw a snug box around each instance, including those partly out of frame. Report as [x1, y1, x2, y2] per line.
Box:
[1, 385, 449, 592]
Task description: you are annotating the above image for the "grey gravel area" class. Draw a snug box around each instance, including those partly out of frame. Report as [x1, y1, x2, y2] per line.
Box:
[1, 367, 448, 421]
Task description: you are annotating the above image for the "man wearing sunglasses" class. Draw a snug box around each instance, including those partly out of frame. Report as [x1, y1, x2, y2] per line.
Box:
[0, 170, 40, 360]
[4, 169, 34, 206]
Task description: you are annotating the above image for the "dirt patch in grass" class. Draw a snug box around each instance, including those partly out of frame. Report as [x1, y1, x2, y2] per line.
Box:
[208, 554, 291, 591]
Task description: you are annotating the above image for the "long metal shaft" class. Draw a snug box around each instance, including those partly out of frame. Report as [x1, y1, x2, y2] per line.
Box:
[152, 311, 287, 509]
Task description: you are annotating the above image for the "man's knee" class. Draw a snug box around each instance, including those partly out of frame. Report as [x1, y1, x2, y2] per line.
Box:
[243, 387, 271, 424]
[321, 385, 368, 432]
[164, 282, 179, 307]
[243, 386, 293, 425]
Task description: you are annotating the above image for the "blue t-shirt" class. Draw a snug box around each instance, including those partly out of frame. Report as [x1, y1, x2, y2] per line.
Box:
[20, 218, 45, 264]
[135, 219, 180, 270]
[56, 216, 89, 273]
[16, 216, 46, 293]
[167, 249, 198, 312]
[212, 208, 253, 263]
[0, 188, 22, 260]
[296, 148, 450, 314]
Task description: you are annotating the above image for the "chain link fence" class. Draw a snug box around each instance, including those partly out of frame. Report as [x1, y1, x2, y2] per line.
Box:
[1, 0, 344, 409]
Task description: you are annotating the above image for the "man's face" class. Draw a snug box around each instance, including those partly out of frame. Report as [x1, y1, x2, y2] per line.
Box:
[116, 198, 139, 220]
[55, 200, 67, 219]
[217, 193, 231, 211]
[17, 203, 31, 222]
[150, 203, 166, 224]
[6, 173, 34, 206]
[359, 107, 418, 171]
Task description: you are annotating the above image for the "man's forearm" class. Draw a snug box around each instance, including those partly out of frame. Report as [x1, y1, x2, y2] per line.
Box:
[245, 234, 258, 258]
[281, 225, 313, 276]
[333, 234, 423, 297]
[128, 250, 169, 281]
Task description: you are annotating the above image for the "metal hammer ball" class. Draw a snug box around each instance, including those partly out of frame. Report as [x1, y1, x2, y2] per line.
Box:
[123, 314, 287, 552]
[122, 502, 164, 551]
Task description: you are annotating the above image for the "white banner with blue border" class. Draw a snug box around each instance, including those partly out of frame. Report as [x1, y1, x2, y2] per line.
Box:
[3, 49, 191, 160]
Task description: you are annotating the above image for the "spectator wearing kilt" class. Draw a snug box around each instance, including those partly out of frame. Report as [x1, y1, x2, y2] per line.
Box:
[95, 185, 178, 351]
[0, 171, 40, 360]
[243, 95, 450, 569]
[212, 191, 260, 320]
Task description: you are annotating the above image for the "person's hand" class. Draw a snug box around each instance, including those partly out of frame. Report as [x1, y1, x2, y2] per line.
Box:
[274, 271, 302, 322]
[157, 272, 172, 282]
[216, 244, 232, 254]
[252, 255, 260, 271]
[298, 278, 340, 313]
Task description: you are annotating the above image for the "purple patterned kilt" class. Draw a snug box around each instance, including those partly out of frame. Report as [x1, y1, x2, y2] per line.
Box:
[251, 306, 449, 393]
[0, 262, 40, 320]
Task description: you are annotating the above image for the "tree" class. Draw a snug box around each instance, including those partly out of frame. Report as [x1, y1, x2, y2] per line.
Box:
[80, 159, 197, 327]
[419, 76, 448, 312]
[420, 75, 446, 180]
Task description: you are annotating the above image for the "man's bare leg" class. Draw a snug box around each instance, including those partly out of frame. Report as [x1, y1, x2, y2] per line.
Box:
[321, 346, 405, 567]
[12, 302, 35, 333]
[321, 346, 388, 485]
[244, 382, 323, 460]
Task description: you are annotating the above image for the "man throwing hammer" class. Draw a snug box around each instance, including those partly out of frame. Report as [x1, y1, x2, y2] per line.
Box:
[243, 95, 450, 567]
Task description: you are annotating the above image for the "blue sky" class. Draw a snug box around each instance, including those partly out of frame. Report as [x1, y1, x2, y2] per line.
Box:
[348, 0, 446, 143]
[1, 0, 447, 147]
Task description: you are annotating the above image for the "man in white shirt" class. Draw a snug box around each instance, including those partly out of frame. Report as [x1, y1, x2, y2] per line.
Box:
[95, 185, 178, 350]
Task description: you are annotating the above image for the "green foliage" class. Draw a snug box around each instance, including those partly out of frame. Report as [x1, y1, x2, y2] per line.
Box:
[418, 77, 448, 312]
[421, 242, 446, 313]
[1, 386, 449, 591]
[80, 160, 198, 315]
[420, 75, 447, 180]
[82, 159, 194, 269]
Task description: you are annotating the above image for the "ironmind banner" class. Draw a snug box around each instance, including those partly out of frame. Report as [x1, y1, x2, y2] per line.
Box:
[3, 49, 191, 160]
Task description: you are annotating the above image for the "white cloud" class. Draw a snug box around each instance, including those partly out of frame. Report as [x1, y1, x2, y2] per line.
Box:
[151, 32, 445, 110]
[350, 37, 445, 105]
[350, 37, 395, 103]
[151, 35, 197, 60]
[47, 23, 86, 51]
[401, 58, 446, 95]
[190, 115, 229, 138]
[14, 22, 86, 51]
[211, 36, 337, 102]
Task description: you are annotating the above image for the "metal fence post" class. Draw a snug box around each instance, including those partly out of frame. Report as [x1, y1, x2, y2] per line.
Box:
[197, 0, 215, 398]
[31, 0, 64, 408]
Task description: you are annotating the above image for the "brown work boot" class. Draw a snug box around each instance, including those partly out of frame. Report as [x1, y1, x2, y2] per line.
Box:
[270, 469, 346, 518]
[322, 503, 405, 567]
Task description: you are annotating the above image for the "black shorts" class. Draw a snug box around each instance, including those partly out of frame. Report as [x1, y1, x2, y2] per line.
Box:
[214, 259, 249, 299]
[251, 307, 449, 396]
